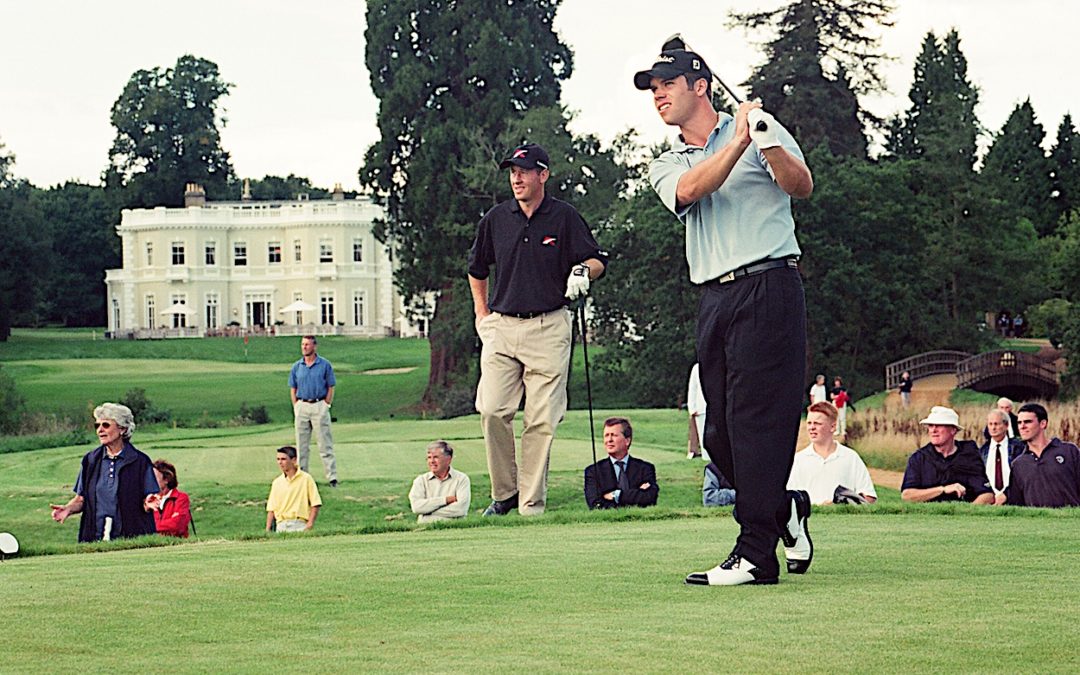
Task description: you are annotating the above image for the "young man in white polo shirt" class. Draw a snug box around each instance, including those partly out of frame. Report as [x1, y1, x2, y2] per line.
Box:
[788, 402, 876, 505]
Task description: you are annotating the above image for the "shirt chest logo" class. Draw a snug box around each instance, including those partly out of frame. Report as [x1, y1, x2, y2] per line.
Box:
[542, 236, 557, 246]
[1056, 455, 1065, 464]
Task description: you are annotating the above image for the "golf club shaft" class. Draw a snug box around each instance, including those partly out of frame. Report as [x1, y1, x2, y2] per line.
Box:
[578, 303, 597, 468]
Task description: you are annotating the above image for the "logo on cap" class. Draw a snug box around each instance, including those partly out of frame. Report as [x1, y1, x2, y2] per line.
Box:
[1057, 455, 1065, 464]
[656, 54, 676, 63]
[513, 149, 528, 159]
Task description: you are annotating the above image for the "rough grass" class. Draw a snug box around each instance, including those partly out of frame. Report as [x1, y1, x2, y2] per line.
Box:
[846, 399, 1080, 472]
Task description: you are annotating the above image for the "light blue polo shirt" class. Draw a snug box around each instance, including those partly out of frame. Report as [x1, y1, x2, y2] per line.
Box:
[289, 355, 336, 400]
[649, 112, 803, 284]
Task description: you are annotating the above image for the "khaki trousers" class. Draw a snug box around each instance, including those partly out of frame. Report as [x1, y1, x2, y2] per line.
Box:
[294, 400, 337, 482]
[475, 309, 572, 515]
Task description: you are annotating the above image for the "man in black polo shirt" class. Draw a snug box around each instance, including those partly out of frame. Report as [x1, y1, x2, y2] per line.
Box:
[468, 143, 607, 517]
[901, 406, 994, 504]
[1008, 403, 1080, 507]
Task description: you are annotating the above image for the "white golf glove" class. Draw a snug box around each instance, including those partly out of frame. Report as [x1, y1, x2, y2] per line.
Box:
[748, 109, 780, 149]
[565, 262, 591, 300]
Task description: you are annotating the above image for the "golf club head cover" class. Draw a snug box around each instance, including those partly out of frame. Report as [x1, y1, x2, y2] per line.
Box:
[565, 262, 591, 300]
[747, 109, 780, 149]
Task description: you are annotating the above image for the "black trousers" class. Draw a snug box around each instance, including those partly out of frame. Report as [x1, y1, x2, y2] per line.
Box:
[697, 266, 806, 576]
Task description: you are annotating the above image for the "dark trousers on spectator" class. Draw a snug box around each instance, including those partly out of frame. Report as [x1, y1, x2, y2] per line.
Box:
[697, 266, 806, 577]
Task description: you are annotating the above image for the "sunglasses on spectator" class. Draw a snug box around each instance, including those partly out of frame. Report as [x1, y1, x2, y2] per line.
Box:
[94, 422, 113, 429]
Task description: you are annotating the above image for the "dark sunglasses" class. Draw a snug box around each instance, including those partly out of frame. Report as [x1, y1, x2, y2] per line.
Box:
[94, 421, 113, 429]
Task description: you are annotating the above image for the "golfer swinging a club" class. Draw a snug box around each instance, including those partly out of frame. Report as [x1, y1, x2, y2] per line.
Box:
[635, 36, 815, 585]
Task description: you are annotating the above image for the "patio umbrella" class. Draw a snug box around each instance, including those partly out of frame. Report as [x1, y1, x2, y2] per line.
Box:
[159, 302, 195, 315]
[279, 300, 316, 314]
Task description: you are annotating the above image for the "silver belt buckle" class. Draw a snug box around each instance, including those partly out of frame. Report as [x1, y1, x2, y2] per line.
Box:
[717, 271, 736, 284]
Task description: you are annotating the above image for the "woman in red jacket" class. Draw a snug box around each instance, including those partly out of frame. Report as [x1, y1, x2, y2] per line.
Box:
[144, 459, 192, 538]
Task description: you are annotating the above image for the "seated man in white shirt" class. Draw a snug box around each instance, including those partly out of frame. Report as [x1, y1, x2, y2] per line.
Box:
[408, 440, 471, 523]
[788, 402, 877, 505]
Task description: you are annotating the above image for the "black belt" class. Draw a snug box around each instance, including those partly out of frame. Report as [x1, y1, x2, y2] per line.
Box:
[708, 257, 798, 286]
[502, 308, 562, 319]
[300, 398, 324, 403]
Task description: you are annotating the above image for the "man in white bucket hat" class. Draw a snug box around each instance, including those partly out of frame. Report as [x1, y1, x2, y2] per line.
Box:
[901, 406, 994, 504]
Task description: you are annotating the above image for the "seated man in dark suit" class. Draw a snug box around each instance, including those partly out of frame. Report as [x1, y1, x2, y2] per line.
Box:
[584, 417, 658, 509]
[979, 409, 1026, 505]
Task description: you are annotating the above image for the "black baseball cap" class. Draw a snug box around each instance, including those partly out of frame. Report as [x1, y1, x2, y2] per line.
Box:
[633, 49, 712, 90]
[499, 143, 550, 171]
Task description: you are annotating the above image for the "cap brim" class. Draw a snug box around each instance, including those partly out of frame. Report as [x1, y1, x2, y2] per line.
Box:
[633, 64, 685, 90]
[499, 158, 547, 170]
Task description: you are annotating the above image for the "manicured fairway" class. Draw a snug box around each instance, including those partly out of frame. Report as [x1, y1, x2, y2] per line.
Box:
[4, 514, 1079, 672]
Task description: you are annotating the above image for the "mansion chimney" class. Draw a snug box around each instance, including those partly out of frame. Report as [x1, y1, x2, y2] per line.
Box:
[332, 182, 345, 201]
[184, 183, 206, 207]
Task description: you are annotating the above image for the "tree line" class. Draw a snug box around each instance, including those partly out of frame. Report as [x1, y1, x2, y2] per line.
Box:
[0, 56, 336, 339]
[3, 0, 1079, 404]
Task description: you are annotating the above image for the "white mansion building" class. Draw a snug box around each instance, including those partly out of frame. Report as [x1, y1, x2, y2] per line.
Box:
[105, 184, 423, 338]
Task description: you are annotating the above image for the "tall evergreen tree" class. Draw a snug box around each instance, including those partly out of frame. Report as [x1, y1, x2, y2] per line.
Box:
[361, 0, 573, 410]
[35, 182, 120, 327]
[981, 99, 1055, 235]
[883, 29, 1018, 332]
[1049, 113, 1080, 229]
[731, 0, 894, 157]
[0, 142, 48, 340]
[887, 30, 980, 170]
[105, 55, 235, 208]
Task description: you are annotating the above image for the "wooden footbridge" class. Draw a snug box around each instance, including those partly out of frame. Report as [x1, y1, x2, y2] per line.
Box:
[886, 348, 1061, 400]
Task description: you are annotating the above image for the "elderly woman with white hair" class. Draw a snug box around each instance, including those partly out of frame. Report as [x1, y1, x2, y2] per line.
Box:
[50, 402, 159, 542]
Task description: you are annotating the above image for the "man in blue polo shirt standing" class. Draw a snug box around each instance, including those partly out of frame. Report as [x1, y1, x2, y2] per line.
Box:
[636, 39, 815, 586]
[289, 335, 337, 487]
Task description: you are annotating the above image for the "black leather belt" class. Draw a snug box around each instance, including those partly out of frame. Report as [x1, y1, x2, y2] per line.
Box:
[709, 257, 798, 286]
[503, 308, 561, 319]
[301, 398, 324, 403]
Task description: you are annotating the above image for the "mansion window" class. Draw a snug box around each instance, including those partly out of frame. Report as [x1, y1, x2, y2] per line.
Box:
[352, 239, 363, 263]
[205, 293, 219, 329]
[205, 242, 217, 266]
[234, 242, 248, 266]
[352, 291, 365, 326]
[268, 242, 282, 264]
[294, 239, 302, 262]
[169, 294, 188, 328]
[320, 292, 335, 325]
[145, 295, 155, 329]
[146, 242, 153, 266]
[319, 242, 333, 263]
[171, 242, 185, 265]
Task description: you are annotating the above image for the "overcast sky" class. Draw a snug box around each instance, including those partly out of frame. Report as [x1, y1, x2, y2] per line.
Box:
[0, 1, 1074, 192]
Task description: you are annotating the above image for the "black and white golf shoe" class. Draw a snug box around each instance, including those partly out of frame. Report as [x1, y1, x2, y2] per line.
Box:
[781, 489, 813, 574]
[685, 553, 778, 586]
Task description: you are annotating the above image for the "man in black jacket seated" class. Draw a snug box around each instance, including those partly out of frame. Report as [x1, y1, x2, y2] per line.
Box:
[584, 417, 659, 509]
[901, 406, 994, 504]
